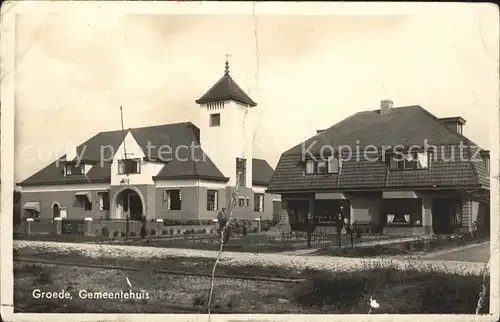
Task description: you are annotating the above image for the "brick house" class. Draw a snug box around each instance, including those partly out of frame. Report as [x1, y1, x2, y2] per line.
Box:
[267, 100, 490, 236]
[18, 63, 281, 223]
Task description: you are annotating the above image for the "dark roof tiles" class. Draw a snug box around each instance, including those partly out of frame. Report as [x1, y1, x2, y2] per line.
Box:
[195, 73, 257, 107]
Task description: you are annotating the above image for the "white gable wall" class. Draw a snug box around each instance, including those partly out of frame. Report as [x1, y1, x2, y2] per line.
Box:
[110, 131, 163, 186]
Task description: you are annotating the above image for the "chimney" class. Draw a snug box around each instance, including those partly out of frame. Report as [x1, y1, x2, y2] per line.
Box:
[439, 117, 466, 135]
[380, 99, 393, 115]
[316, 129, 325, 135]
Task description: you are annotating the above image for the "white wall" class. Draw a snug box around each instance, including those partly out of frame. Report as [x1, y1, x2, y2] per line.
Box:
[198, 100, 254, 188]
[110, 131, 164, 186]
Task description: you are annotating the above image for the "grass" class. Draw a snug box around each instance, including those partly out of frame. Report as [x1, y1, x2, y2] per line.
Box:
[13, 259, 489, 314]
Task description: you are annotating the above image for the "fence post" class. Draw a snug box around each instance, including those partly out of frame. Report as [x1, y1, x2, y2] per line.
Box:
[53, 217, 62, 235]
[125, 216, 130, 240]
[25, 218, 34, 235]
[212, 219, 218, 236]
[156, 219, 163, 236]
[255, 217, 261, 233]
[84, 217, 93, 236]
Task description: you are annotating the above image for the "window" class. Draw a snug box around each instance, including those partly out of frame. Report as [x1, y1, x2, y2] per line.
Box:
[382, 199, 422, 226]
[254, 193, 264, 212]
[484, 157, 490, 173]
[386, 213, 411, 225]
[65, 163, 83, 176]
[238, 197, 245, 207]
[118, 159, 141, 174]
[305, 160, 315, 174]
[317, 160, 327, 174]
[389, 152, 429, 171]
[236, 158, 246, 187]
[210, 113, 221, 127]
[164, 189, 182, 211]
[327, 156, 340, 173]
[98, 192, 110, 211]
[246, 197, 249, 207]
[77, 196, 92, 211]
[207, 189, 218, 211]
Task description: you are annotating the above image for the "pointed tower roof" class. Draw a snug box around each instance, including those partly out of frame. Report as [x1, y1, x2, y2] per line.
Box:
[195, 58, 257, 107]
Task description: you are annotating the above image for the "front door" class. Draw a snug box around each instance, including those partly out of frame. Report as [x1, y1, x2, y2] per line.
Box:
[129, 194, 142, 220]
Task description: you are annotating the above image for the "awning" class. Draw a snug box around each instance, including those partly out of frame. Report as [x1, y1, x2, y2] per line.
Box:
[23, 201, 40, 212]
[75, 191, 92, 203]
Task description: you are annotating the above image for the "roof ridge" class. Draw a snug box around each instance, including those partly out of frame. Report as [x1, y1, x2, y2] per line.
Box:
[96, 121, 193, 137]
[414, 105, 483, 149]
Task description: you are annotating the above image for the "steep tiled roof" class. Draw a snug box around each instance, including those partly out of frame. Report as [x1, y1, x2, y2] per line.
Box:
[195, 72, 257, 107]
[268, 105, 489, 192]
[252, 158, 275, 186]
[19, 122, 229, 186]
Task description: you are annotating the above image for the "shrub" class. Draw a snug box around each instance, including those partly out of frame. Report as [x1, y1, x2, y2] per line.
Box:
[101, 227, 109, 237]
[162, 229, 168, 235]
[120, 231, 126, 237]
[177, 229, 181, 235]
[193, 291, 209, 306]
[113, 231, 119, 238]
[210, 229, 214, 234]
[150, 229, 156, 236]
[169, 228, 174, 235]
[130, 231, 136, 237]
[294, 265, 489, 314]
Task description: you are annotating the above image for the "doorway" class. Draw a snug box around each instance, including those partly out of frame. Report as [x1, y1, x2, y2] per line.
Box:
[432, 198, 461, 234]
[52, 203, 60, 219]
[114, 188, 144, 221]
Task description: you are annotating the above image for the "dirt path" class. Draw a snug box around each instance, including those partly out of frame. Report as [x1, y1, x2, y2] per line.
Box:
[14, 240, 488, 275]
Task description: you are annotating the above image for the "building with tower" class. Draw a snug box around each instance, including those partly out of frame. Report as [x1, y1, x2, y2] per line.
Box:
[17, 61, 281, 224]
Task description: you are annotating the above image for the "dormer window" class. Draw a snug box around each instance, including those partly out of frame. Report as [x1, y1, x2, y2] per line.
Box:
[317, 160, 327, 174]
[118, 158, 141, 175]
[389, 152, 429, 171]
[65, 162, 83, 176]
[210, 113, 221, 127]
[305, 160, 315, 174]
[304, 156, 341, 175]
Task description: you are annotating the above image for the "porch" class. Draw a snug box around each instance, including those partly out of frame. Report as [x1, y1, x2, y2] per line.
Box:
[281, 190, 486, 236]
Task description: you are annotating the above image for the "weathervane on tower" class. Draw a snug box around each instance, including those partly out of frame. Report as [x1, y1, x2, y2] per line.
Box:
[224, 51, 232, 75]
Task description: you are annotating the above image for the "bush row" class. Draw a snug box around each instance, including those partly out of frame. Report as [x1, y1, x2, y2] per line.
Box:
[99, 227, 215, 238]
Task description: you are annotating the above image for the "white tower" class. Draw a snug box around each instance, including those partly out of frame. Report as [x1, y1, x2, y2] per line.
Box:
[195, 58, 257, 188]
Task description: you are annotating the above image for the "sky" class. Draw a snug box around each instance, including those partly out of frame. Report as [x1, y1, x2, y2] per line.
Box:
[12, 4, 499, 182]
